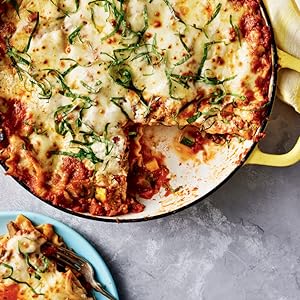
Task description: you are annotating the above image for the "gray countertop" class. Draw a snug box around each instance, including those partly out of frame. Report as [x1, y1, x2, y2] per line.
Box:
[0, 99, 300, 300]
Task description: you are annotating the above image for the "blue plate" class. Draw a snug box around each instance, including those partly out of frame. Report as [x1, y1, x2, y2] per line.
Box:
[0, 211, 119, 300]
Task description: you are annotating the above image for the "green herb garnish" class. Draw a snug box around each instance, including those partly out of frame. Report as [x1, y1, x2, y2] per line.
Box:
[206, 3, 222, 26]
[26, 75, 53, 100]
[209, 88, 225, 104]
[130, 35, 163, 66]
[180, 136, 195, 147]
[187, 112, 202, 124]
[128, 131, 137, 136]
[53, 148, 103, 164]
[81, 80, 102, 94]
[47, 68, 92, 103]
[1, 263, 44, 295]
[91, 0, 127, 41]
[61, 63, 79, 77]
[111, 97, 130, 119]
[50, 0, 80, 17]
[4, 0, 20, 17]
[230, 15, 241, 46]
[23, 12, 39, 53]
[192, 3, 221, 38]
[103, 123, 114, 155]
[200, 70, 237, 85]
[18, 241, 49, 273]
[134, 6, 149, 45]
[174, 33, 192, 66]
[162, 0, 186, 25]
[109, 64, 148, 107]
[1, 262, 14, 279]
[68, 24, 84, 44]
[54, 104, 76, 136]
[165, 69, 188, 100]
[197, 41, 222, 77]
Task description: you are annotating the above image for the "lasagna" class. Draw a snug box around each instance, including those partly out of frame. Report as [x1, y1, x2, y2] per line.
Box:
[0, 215, 92, 299]
[0, 0, 272, 216]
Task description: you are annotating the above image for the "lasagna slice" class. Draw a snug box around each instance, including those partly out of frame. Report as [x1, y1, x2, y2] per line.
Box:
[0, 215, 92, 299]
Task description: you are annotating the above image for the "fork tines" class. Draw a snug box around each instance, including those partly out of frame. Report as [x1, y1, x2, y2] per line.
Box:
[42, 241, 85, 272]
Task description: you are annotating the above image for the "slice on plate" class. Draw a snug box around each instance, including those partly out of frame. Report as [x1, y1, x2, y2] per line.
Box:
[0, 214, 92, 299]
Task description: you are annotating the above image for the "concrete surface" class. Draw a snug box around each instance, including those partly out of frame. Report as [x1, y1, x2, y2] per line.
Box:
[0, 99, 300, 300]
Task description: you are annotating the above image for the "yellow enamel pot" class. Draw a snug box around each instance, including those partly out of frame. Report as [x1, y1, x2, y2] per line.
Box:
[1, 1, 299, 223]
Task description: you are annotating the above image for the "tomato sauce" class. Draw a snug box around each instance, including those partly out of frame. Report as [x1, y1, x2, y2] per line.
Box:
[0, 284, 20, 300]
[0, 4, 16, 57]
[127, 125, 171, 200]
[0, 99, 27, 139]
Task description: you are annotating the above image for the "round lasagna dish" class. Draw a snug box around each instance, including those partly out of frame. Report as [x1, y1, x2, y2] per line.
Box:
[0, 0, 272, 216]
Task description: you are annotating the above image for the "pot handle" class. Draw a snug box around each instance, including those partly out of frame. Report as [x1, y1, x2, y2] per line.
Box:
[245, 49, 300, 167]
[277, 49, 300, 73]
[245, 138, 300, 166]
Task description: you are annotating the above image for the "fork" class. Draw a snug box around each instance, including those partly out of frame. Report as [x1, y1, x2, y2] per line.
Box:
[42, 242, 117, 300]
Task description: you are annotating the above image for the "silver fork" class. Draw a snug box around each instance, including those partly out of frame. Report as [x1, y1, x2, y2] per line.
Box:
[43, 242, 117, 300]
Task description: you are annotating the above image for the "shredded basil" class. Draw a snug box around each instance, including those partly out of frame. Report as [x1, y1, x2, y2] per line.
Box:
[89, 4, 99, 32]
[103, 123, 114, 155]
[53, 123, 116, 164]
[50, 0, 80, 17]
[209, 88, 226, 104]
[1, 263, 44, 295]
[46, 68, 92, 103]
[54, 101, 92, 136]
[169, 73, 192, 89]
[52, 148, 103, 164]
[54, 104, 76, 136]
[192, 3, 221, 38]
[6, 44, 31, 67]
[109, 64, 148, 107]
[187, 112, 202, 124]
[180, 136, 195, 147]
[174, 33, 192, 66]
[199, 70, 237, 85]
[162, 0, 186, 25]
[26, 74, 53, 100]
[130, 35, 163, 66]
[230, 15, 241, 46]
[23, 12, 39, 53]
[1, 262, 13, 279]
[9, 277, 45, 295]
[81, 80, 102, 93]
[197, 41, 222, 77]
[165, 69, 186, 100]
[90, 0, 127, 41]
[6, 42, 53, 99]
[4, 0, 20, 17]
[68, 24, 84, 45]
[228, 93, 246, 101]
[128, 131, 137, 136]
[18, 241, 49, 273]
[111, 97, 130, 119]
[206, 3, 222, 26]
[61, 62, 79, 77]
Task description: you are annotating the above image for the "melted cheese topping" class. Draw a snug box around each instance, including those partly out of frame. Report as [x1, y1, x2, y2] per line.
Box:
[0, 0, 272, 215]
